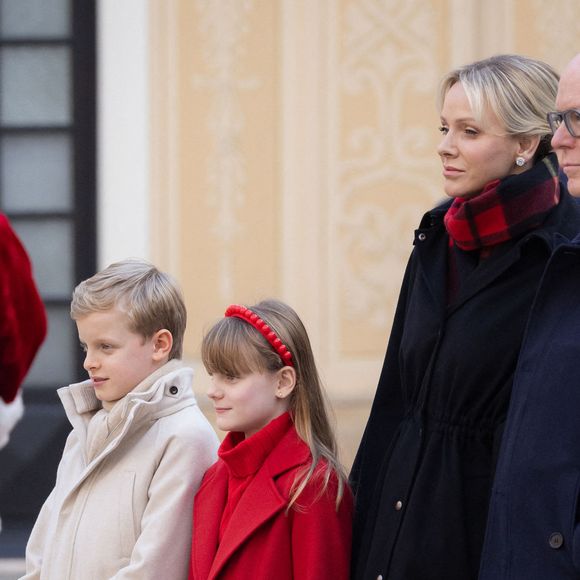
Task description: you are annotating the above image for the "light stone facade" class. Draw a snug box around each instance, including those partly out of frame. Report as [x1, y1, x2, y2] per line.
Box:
[99, 1, 580, 466]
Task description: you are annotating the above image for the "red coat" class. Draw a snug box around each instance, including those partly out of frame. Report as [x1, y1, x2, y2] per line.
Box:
[189, 423, 353, 579]
[0, 214, 46, 403]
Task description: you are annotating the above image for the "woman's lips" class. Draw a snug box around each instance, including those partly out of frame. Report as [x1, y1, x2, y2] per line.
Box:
[443, 166, 464, 177]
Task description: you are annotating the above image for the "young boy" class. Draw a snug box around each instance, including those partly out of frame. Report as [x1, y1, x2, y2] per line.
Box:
[22, 258, 219, 580]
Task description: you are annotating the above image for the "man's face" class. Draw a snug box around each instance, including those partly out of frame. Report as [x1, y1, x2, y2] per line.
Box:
[552, 55, 580, 196]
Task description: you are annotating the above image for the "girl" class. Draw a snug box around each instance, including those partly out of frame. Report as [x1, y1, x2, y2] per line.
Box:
[189, 299, 352, 580]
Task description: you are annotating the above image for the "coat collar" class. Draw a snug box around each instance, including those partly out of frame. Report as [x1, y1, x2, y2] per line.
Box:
[413, 187, 580, 315]
[59, 360, 191, 428]
[192, 423, 311, 579]
[57, 361, 196, 488]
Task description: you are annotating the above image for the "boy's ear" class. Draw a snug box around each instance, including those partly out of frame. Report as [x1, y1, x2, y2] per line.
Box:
[275, 366, 296, 399]
[151, 329, 173, 361]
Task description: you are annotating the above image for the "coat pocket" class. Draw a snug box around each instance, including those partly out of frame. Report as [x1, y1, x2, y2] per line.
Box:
[118, 470, 137, 557]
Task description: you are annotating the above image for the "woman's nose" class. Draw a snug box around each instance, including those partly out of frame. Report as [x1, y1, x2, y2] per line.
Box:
[437, 131, 456, 158]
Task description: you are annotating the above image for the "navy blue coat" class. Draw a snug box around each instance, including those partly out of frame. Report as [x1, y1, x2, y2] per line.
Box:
[479, 230, 580, 579]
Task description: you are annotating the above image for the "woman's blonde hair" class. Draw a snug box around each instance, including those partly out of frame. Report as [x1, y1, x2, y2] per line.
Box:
[438, 54, 559, 160]
[70, 258, 187, 359]
[201, 299, 347, 509]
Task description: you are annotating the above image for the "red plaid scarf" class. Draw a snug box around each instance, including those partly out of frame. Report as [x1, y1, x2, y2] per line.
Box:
[444, 155, 561, 252]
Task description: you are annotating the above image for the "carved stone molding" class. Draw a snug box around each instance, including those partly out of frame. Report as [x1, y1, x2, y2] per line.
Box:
[192, 0, 258, 300]
[333, 0, 442, 339]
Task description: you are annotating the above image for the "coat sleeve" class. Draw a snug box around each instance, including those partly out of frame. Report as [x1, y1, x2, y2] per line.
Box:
[0, 213, 47, 404]
[290, 474, 354, 580]
[21, 487, 57, 579]
[112, 414, 219, 580]
[22, 429, 79, 579]
[348, 251, 416, 569]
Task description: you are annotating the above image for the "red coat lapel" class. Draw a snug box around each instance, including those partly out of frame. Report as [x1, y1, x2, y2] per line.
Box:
[194, 426, 311, 580]
[208, 468, 287, 578]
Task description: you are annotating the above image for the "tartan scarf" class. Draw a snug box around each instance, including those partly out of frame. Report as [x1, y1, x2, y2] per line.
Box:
[444, 154, 561, 252]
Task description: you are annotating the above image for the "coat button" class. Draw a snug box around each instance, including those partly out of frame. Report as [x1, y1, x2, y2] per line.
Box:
[548, 532, 564, 549]
[376, 576, 384, 580]
[169, 385, 179, 395]
[417, 233, 426, 241]
[394, 500, 403, 511]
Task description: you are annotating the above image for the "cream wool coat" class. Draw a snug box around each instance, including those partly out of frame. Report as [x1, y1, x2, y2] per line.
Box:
[22, 360, 219, 580]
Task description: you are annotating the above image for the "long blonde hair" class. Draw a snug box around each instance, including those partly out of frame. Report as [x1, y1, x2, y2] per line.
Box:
[201, 299, 347, 509]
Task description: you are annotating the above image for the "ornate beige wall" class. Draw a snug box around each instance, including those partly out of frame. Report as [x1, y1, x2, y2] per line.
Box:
[149, 0, 580, 403]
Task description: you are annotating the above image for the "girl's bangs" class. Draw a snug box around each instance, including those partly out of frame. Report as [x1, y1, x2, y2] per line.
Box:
[201, 319, 268, 377]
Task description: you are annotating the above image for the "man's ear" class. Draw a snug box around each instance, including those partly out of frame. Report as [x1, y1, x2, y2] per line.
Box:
[152, 329, 173, 361]
[275, 366, 296, 399]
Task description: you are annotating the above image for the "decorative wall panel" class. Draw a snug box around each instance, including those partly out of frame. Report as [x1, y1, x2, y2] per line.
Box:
[331, 0, 446, 360]
[520, 0, 580, 71]
[176, 0, 280, 357]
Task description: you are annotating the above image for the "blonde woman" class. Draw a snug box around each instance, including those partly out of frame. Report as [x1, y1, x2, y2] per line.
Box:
[350, 55, 580, 580]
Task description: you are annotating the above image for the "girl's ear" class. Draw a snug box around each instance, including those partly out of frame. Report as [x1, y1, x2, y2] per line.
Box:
[152, 329, 173, 361]
[275, 366, 296, 399]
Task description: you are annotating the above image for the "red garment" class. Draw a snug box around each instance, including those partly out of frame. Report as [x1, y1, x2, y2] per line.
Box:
[190, 413, 353, 580]
[444, 155, 561, 251]
[217, 412, 290, 542]
[444, 155, 562, 303]
[0, 214, 47, 403]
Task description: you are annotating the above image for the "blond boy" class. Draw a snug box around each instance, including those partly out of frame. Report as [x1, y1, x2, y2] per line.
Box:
[22, 259, 219, 580]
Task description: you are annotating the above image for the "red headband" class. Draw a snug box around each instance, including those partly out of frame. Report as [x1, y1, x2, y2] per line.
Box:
[225, 304, 294, 367]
